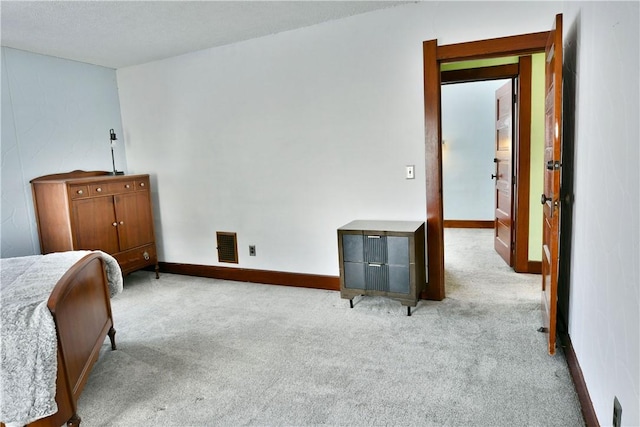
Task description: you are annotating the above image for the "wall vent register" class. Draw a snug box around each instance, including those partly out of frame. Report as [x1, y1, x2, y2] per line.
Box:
[338, 220, 426, 316]
[217, 232, 238, 263]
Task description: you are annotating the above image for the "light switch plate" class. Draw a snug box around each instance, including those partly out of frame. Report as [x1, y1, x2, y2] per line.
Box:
[406, 165, 415, 179]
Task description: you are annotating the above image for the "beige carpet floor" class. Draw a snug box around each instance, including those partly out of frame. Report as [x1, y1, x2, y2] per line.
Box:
[76, 228, 584, 426]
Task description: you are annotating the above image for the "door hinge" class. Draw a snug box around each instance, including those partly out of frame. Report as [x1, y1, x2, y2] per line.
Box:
[546, 160, 561, 170]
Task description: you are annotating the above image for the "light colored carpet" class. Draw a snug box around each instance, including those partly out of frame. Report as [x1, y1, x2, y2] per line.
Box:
[77, 228, 584, 426]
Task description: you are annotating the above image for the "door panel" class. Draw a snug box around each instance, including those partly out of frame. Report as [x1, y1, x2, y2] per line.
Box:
[344, 262, 366, 289]
[541, 14, 563, 355]
[342, 234, 364, 262]
[494, 81, 514, 266]
[114, 192, 155, 251]
[72, 197, 119, 253]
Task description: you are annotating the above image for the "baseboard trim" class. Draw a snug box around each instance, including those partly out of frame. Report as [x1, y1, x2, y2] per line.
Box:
[443, 220, 494, 229]
[158, 262, 340, 291]
[563, 335, 599, 427]
[527, 261, 542, 274]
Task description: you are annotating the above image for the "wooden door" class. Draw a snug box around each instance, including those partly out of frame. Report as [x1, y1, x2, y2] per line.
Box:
[72, 197, 119, 254]
[541, 14, 563, 355]
[494, 81, 514, 266]
[114, 191, 155, 251]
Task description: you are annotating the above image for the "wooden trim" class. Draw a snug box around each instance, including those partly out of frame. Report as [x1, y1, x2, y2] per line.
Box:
[437, 32, 550, 62]
[527, 261, 542, 274]
[513, 56, 533, 273]
[443, 220, 494, 229]
[158, 262, 340, 291]
[563, 335, 600, 427]
[441, 63, 519, 84]
[423, 39, 445, 301]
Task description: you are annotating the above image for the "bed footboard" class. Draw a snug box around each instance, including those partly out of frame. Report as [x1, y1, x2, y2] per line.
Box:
[31, 253, 116, 427]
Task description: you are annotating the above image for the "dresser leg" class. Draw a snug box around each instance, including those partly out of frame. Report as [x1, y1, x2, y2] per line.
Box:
[407, 306, 411, 316]
[349, 299, 354, 309]
[155, 263, 160, 279]
[108, 326, 117, 350]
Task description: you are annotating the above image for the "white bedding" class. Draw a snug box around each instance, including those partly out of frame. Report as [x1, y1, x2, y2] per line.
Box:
[0, 250, 122, 426]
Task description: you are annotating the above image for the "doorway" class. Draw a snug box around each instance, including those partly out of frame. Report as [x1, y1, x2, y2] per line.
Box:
[442, 77, 515, 266]
[421, 32, 549, 301]
[440, 56, 545, 274]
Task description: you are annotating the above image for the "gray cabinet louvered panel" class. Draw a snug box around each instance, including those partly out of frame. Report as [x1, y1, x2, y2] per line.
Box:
[364, 235, 387, 263]
[365, 263, 388, 291]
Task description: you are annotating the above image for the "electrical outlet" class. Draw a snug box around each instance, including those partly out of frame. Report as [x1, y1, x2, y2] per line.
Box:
[613, 397, 622, 427]
[406, 165, 415, 179]
[249, 245, 256, 256]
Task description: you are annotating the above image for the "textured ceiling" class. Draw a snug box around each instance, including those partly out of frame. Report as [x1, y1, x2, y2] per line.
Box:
[1, 1, 410, 69]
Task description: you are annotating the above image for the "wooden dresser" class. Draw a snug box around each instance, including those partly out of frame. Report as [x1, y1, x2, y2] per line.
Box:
[31, 170, 159, 277]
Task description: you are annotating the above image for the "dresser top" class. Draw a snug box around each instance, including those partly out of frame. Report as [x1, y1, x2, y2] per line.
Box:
[31, 170, 148, 184]
[338, 220, 425, 233]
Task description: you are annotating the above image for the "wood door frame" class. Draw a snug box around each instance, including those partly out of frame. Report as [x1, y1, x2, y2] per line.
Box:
[423, 32, 548, 300]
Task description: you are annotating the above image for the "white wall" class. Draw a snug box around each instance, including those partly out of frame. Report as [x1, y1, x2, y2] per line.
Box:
[442, 80, 509, 221]
[563, 2, 639, 425]
[1, 48, 126, 257]
[117, 1, 561, 276]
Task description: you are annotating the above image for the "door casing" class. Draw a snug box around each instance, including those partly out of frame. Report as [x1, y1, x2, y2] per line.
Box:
[422, 32, 549, 300]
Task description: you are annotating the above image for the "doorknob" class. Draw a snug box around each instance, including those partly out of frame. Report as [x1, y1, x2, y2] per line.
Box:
[541, 194, 552, 204]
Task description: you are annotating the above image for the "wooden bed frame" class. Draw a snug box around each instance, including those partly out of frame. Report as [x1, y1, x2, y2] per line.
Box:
[2, 253, 118, 427]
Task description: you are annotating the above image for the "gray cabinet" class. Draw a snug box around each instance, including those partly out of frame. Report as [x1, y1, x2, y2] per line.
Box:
[338, 220, 426, 315]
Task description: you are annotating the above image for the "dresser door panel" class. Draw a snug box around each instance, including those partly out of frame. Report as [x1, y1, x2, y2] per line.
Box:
[114, 192, 154, 251]
[72, 197, 119, 253]
[388, 265, 410, 294]
[387, 236, 409, 266]
[342, 234, 364, 263]
[343, 262, 366, 289]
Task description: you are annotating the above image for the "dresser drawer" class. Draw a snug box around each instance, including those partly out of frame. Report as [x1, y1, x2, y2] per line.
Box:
[114, 244, 157, 275]
[69, 185, 89, 199]
[134, 177, 150, 190]
[89, 180, 135, 196]
[109, 180, 136, 193]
